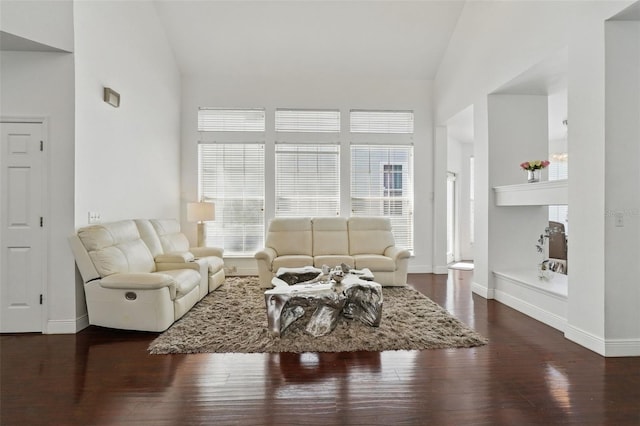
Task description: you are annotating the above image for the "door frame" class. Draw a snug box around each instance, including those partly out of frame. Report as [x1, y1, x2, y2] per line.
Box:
[446, 171, 457, 265]
[1, 116, 49, 333]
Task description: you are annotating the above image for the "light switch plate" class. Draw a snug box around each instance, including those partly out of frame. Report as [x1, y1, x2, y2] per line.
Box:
[88, 211, 101, 224]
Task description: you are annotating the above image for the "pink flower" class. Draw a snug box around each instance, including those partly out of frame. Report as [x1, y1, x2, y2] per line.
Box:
[520, 160, 551, 171]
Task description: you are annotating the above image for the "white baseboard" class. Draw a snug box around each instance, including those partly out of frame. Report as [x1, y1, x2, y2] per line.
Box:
[228, 267, 258, 276]
[408, 265, 433, 273]
[471, 281, 494, 299]
[603, 338, 640, 357]
[564, 324, 606, 356]
[46, 314, 89, 334]
[76, 314, 90, 332]
[564, 325, 640, 357]
[494, 289, 566, 332]
[433, 266, 449, 274]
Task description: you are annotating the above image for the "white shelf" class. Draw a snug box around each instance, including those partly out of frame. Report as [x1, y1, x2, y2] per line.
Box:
[493, 268, 568, 298]
[493, 267, 568, 332]
[494, 179, 568, 206]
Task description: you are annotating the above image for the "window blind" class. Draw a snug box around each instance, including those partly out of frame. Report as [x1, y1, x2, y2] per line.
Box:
[548, 154, 568, 181]
[198, 143, 265, 255]
[548, 153, 569, 234]
[351, 145, 414, 250]
[275, 144, 340, 217]
[275, 109, 340, 133]
[198, 108, 265, 132]
[350, 110, 414, 134]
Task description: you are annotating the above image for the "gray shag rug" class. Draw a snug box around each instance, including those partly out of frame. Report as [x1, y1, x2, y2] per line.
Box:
[148, 276, 488, 354]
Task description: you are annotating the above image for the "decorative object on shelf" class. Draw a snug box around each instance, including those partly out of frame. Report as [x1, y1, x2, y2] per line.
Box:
[187, 200, 215, 246]
[536, 225, 565, 280]
[520, 160, 550, 183]
[536, 229, 551, 280]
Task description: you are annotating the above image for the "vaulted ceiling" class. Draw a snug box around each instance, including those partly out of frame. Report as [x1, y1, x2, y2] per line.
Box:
[153, 0, 466, 79]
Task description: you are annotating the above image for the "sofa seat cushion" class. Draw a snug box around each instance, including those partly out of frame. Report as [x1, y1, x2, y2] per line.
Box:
[313, 255, 354, 269]
[272, 255, 314, 272]
[353, 254, 395, 272]
[160, 269, 200, 298]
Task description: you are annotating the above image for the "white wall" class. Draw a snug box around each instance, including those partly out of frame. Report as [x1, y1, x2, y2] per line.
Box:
[1, 0, 77, 332]
[2, 0, 182, 333]
[74, 0, 181, 225]
[1, 51, 77, 332]
[181, 75, 434, 274]
[487, 94, 549, 272]
[0, 0, 74, 51]
[434, 0, 636, 355]
[447, 137, 474, 260]
[604, 20, 640, 349]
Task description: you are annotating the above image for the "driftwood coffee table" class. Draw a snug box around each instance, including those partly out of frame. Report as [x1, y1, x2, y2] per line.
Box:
[264, 267, 383, 337]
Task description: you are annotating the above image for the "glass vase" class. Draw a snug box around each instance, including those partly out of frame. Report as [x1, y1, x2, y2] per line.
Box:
[527, 169, 540, 183]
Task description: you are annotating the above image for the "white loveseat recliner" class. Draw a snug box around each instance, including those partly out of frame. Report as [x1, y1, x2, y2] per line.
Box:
[255, 216, 410, 288]
[135, 219, 226, 298]
[69, 219, 225, 332]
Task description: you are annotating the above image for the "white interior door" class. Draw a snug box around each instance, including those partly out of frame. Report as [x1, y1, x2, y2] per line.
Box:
[446, 172, 456, 264]
[1, 121, 45, 332]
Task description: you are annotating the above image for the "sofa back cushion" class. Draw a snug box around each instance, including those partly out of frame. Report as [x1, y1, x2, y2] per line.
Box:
[134, 219, 164, 257]
[312, 217, 349, 256]
[266, 217, 313, 256]
[149, 219, 191, 254]
[348, 217, 395, 255]
[77, 220, 156, 277]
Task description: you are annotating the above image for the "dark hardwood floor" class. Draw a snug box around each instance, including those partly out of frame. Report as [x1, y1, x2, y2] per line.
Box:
[2, 271, 639, 425]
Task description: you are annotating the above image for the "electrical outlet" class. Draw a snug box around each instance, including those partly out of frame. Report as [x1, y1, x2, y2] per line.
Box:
[88, 211, 101, 224]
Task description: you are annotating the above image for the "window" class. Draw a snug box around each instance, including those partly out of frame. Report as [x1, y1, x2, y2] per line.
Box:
[350, 110, 414, 134]
[197, 107, 416, 255]
[275, 144, 340, 217]
[351, 145, 413, 250]
[198, 108, 265, 132]
[548, 153, 568, 234]
[198, 143, 265, 256]
[383, 164, 403, 215]
[275, 109, 340, 133]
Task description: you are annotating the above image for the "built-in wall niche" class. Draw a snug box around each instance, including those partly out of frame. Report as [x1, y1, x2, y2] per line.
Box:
[488, 47, 569, 333]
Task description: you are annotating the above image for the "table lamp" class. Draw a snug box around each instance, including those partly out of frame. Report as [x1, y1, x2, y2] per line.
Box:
[187, 201, 215, 246]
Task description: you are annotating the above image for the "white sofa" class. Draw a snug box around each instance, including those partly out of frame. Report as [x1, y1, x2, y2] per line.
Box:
[69, 219, 225, 332]
[255, 217, 411, 288]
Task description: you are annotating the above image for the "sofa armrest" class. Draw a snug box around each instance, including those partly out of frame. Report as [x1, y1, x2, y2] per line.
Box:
[190, 246, 224, 258]
[99, 273, 177, 299]
[255, 247, 277, 264]
[155, 251, 195, 263]
[384, 246, 411, 262]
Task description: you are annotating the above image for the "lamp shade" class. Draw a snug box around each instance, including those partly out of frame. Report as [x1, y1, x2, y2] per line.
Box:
[187, 202, 215, 222]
